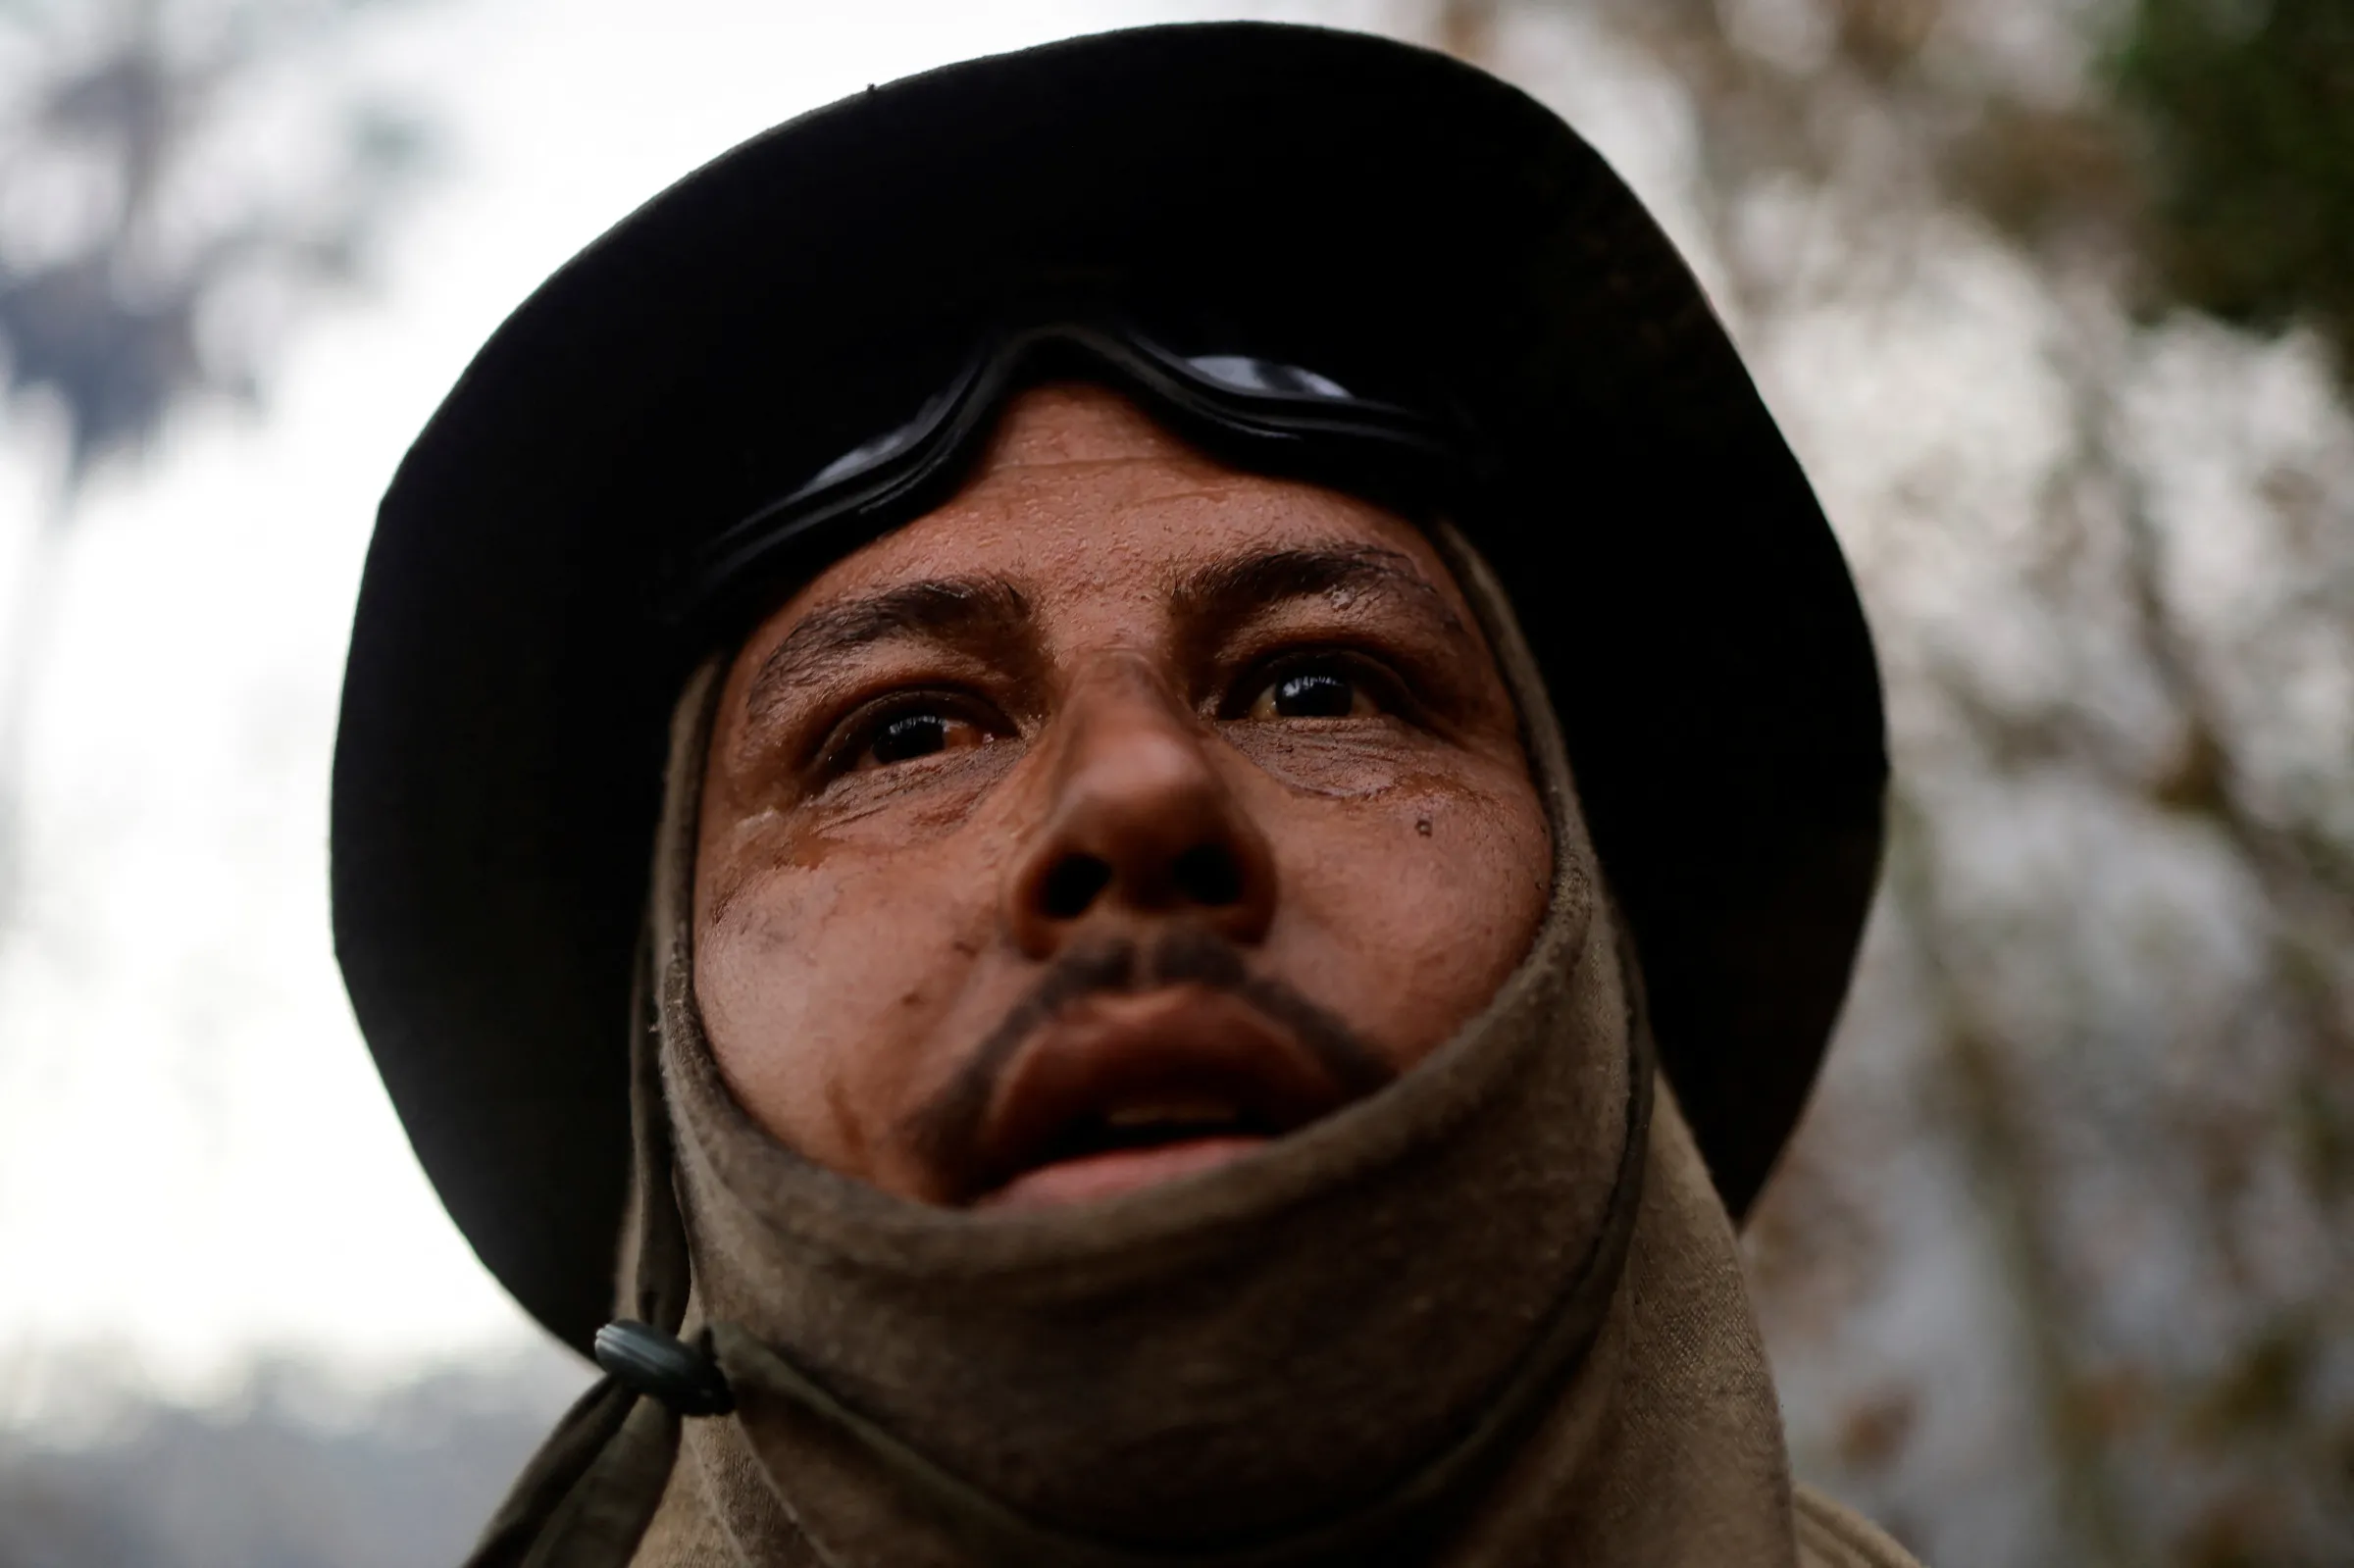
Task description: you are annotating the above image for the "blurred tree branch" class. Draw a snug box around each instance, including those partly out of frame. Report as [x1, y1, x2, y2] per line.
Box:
[2115, 0, 2354, 382]
[1443, 2, 2354, 1561]
[0, 0, 436, 921]
[1884, 786, 2139, 1568]
[0, 0, 433, 482]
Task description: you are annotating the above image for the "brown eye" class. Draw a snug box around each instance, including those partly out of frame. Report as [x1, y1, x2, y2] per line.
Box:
[1247, 669, 1378, 721]
[852, 706, 993, 770]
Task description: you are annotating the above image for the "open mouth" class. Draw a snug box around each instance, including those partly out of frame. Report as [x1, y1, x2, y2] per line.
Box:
[963, 988, 1367, 1210]
[988, 1127, 1278, 1211]
[1035, 1098, 1285, 1163]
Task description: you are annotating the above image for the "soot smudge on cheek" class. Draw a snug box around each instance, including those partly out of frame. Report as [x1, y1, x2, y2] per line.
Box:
[1215, 724, 1423, 797]
[798, 742, 1025, 845]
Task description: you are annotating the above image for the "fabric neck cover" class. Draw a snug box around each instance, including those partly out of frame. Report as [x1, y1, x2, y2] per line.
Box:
[469, 534, 1917, 1568]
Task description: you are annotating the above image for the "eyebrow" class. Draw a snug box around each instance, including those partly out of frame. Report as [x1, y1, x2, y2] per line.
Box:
[741, 544, 1468, 731]
[742, 576, 1039, 728]
[1169, 543, 1469, 669]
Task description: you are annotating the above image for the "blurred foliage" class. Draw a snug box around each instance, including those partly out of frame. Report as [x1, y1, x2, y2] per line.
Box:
[2113, 0, 2354, 379]
[0, 0, 435, 922]
[1568, 0, 2354, 383]
[1451, 0, 2354, 1563]
[0, 0, 432, 486]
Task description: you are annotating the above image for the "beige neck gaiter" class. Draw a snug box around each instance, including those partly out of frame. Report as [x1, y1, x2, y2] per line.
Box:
[471, 536, 1919, 1568]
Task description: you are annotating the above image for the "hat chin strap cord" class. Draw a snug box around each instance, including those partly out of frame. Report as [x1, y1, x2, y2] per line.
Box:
[471, 983, 1652, 1568]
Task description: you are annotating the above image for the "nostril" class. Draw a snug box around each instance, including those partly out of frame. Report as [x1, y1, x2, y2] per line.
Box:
[1173, 842, 1245, 908]
[1040, 854, 1113, 921]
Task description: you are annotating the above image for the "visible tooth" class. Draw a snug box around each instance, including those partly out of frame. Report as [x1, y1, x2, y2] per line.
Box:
[1103, 1100, 1238, 1130]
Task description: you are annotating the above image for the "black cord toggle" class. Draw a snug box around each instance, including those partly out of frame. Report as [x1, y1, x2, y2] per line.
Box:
[593, 1320, 736, 1416]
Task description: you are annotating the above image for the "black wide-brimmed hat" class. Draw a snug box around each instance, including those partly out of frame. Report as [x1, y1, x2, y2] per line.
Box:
[333, 21, 1885, 1355]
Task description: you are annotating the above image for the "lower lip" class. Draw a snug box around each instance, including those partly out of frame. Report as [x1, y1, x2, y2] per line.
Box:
[977, 1135, 1269, 1211]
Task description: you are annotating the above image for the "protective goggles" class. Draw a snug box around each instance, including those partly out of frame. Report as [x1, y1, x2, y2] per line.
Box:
[664, 316, 1479, 636]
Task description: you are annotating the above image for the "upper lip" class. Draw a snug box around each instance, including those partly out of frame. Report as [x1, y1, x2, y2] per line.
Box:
[960, 986, 1359, 1203]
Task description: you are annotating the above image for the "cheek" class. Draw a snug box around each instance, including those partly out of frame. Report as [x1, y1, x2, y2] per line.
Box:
[693, 821, 1006, 1179]
[1264, 760, 1551, 1068]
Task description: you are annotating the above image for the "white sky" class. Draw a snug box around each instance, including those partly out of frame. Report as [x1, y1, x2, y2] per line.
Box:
[0, 0, 1464, 1408]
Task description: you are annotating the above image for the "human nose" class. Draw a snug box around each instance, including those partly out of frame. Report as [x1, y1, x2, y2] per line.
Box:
[1004, 656, 1277, 959]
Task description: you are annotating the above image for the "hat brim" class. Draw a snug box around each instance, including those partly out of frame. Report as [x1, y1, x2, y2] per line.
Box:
[333, 21, 1885, 1355]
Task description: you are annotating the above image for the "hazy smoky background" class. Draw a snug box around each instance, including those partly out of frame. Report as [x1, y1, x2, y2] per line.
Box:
[1, 2, 2345, 1564]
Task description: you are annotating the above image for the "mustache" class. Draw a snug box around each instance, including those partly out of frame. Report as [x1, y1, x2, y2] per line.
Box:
[903, 926, 1395, 1192]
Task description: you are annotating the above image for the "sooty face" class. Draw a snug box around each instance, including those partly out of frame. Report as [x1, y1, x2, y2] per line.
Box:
[694, 383, 1553, 1210]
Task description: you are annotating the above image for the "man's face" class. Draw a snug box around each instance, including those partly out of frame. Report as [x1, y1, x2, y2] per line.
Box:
[695, 383, 1550, 1209]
